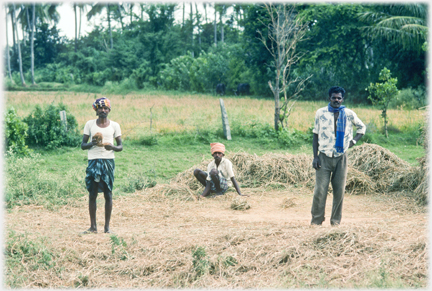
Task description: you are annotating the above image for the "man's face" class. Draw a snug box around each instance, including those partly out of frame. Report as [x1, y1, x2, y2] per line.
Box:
[329, 93, 344, 108]
[212, 152, 224, 162]
[96, 106, 110, 117]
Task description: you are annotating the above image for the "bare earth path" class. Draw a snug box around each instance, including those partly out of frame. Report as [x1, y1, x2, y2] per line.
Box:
[5, 187, 428, 288]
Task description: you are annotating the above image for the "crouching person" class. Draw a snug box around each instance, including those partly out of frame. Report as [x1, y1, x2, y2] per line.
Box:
[194, 142, 247, 198]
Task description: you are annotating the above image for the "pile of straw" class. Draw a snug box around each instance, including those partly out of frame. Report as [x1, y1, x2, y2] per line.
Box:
[146, 144, 426, 202]
[347, 144, 426, 202]
[230, 152, 314, 187]
[347, 143, 412, 191]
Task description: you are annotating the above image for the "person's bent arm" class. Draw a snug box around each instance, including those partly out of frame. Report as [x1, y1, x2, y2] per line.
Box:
[312, 133, 321, 170]
[81, 134, 97, 150]
[231, 177, 248, 196]
[349, 133, 364, 148]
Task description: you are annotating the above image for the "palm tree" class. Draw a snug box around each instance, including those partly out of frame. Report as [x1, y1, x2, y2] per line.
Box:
[30, 2, 36, 85]
[195, 3, 202, 50]
[87, 3, 113, 49]
[12, 3, 26, 86]
[215, 3, 228, 43]
[5, 5, 14, 84]
[358, 4, 427, 54]
[74, 3, 78, 52]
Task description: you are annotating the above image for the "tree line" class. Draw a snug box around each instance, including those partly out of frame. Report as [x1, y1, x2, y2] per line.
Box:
[3, 2, 427, 103]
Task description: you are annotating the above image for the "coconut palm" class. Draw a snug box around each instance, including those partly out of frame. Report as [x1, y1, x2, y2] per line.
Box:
[11, 3, 26, 86]
[5, 5, 14, 84]
[358, 4, 427, 54]
[87, 3, 113, 49]
[30, 2, 36, 85]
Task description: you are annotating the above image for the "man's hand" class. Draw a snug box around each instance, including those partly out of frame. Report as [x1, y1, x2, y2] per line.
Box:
[90, 137, 98, 146]
[104, 143, 114, 150]
[312, 157, 321, 170]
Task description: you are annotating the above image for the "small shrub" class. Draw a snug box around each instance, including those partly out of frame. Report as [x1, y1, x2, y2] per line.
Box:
[192, 246, 210, 278]
[23, 103, 81, 150]
[4, 107, 31, 156]
[122, 171, 157, 193]
[6, 230, 57, 287]
[140, 134, 158, 146]
[110, 235, 129, 260]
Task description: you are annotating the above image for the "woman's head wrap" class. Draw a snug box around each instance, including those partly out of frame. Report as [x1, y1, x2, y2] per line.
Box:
[93, 97, 111, 111]
[210, 143, 225, 155]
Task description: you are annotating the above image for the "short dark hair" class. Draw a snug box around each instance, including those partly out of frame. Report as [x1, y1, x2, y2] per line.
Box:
[328, 86, 345, 98]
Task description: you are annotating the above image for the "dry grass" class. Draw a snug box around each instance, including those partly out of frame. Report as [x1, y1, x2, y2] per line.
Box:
[4, 91, 425, 139]
[5, 189, 427, 288]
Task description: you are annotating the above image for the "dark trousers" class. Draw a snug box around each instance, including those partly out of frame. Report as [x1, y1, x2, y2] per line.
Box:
[311, 152, 348, 225]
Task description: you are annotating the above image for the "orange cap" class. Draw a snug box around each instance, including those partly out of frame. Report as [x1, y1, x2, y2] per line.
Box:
[210, 142, 225, 155]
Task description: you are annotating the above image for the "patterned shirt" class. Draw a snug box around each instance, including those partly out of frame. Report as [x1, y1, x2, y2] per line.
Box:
[313, 107, 366, 158]
[206, 157, 235, 187]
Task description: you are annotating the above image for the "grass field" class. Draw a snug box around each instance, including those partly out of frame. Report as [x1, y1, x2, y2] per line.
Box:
[4, 90, 428, 288]
[5, 90, 424, 140]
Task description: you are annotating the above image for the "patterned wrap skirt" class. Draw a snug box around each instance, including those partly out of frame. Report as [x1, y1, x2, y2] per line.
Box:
[85, 159, 115, 193]
[208, 172, 229, 195]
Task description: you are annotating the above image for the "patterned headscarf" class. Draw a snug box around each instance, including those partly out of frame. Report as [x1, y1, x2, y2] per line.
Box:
[93, 97, 111, 111]
[210, 143, 225, 155]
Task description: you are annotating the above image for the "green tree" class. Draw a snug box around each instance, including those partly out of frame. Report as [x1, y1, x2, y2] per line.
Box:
[367, 68, 399, 138]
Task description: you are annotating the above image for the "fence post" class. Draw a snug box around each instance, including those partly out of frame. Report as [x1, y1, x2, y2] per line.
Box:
[59, 110, 67, 130]
[219, 98, 232, 140]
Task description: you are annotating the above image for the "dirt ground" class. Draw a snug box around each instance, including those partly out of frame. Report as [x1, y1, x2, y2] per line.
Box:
[5, 186, 428, 288]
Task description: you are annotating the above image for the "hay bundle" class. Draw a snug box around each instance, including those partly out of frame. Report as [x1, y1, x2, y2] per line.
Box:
[413, 156, 428, 205]
[348, 143, 412, 191]
[345, 168, 376, 194]
[173, 160, 211, 190]
[229, 152, 314, 187]
[280, 197, 296, 208]
[230, 198, 251, 210]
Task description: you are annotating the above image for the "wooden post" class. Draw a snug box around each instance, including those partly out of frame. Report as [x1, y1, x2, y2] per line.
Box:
[59, 110, 67, 130]
[219, 98, 232, 140]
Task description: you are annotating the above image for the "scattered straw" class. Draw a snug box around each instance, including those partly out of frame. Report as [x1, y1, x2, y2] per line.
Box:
[280, 197, 296, 209]
[230, 198, 251, 210]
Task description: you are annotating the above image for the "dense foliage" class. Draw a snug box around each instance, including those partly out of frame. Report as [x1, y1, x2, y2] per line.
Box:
[5, 107, 31, 156]
[4, 3, 427, 103]
[23, 103, 81, 149]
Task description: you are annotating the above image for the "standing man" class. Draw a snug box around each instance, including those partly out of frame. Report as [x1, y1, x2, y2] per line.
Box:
[311, 86, 366, 226]
[81, 97, 123, 234]
[194, 142, 247, 198]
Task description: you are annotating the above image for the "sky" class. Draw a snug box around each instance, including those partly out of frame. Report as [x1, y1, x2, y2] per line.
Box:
[1, 1, 224, 47]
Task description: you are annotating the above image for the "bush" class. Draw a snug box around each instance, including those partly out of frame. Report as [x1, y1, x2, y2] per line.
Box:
[4, 107, 31, 156]
[159, 54, 194, 91]
[389, 86, 427, 110]
[130, 60, 153, 89]
[23, 103, 81, 150]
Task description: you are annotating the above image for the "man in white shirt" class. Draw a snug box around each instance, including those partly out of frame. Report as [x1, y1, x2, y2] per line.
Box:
[81, 97, 123, 234]
[194, 142, 246, 198]
[311, 86, 366, 226]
